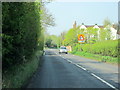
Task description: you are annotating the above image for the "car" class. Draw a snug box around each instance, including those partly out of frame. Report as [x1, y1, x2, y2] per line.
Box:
[59, 46, 68, 54]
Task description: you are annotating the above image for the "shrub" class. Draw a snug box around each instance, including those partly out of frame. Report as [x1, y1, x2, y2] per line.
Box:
[2, 2, 43, 70]
[72, 40, 118, 57]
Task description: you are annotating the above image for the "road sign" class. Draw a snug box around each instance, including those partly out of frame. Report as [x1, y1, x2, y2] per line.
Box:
[78, 34, 85, 43]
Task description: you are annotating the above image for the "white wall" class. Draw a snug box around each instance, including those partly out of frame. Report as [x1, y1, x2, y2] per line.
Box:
[110, 27, 117, 40]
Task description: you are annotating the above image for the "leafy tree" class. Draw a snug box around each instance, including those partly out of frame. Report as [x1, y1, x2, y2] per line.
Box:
[40, 2, 55, 28]
[64, 28, 77, 46]
[45, 33, 59, 48]
[86, 27, 99, 43]
[45, 38, 52, 47]
[103, 18, 112, 27]
[59, 31, 67, 46]
[99, 28, 108, 41]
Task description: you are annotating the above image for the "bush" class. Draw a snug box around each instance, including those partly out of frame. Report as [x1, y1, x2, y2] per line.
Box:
[72, 40, 118, 57]
[2, 50, 43, 88]
[2, 2, 43, 70]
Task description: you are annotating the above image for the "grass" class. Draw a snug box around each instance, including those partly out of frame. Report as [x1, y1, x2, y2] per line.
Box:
[71, 51, 118, 64]
[2, 50, 43, 88]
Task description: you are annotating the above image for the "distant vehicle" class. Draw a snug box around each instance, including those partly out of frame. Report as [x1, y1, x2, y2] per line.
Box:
[59, 46, 68, 54]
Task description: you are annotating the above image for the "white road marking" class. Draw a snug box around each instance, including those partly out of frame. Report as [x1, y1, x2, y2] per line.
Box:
[75, 64, 87, 71]
[67, 59, 72, 63]
[91, 73, 117, 89]
[66, 59, 87, 71]
[59, 55, 117, 89]
[62, 57, 65, 59]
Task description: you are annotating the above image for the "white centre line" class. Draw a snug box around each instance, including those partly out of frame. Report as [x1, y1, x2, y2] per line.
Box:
[75, 64, 87, 71]
[91, 73, 117, 89]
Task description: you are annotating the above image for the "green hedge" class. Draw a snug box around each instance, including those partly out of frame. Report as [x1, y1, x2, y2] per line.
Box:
[73, 40, 118, 57]
[2, 2, 44, 70]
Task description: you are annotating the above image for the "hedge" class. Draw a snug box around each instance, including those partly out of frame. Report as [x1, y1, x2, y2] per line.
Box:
[2, 2, 44, 70]
[73, 40, 118, 57]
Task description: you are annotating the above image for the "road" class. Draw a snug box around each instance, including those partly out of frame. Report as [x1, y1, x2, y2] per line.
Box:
[26, 49, 119, 89]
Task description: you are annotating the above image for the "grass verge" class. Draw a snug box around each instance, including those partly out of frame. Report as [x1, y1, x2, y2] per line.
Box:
[71, 51, 118, 64]
[2, 50, 43, 88]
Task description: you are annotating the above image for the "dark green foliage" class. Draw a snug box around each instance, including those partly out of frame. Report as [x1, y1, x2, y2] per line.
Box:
[45, 34, 58, 48]
[2, 2, 43, 70]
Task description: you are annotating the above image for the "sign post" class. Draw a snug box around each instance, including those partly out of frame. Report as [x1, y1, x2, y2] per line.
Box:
[78, 34, 85, 43]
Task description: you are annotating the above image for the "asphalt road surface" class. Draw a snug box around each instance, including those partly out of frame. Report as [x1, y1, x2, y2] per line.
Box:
[26, 49, 119, 89]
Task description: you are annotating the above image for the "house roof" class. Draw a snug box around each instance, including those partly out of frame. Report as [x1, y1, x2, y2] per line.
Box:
[80, 25, 87, 29]
[85, 25, 104, 28]
[79, 25, 104, 29]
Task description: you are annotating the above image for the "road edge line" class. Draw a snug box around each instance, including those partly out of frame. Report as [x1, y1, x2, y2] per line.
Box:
[91, 73, 117, 89]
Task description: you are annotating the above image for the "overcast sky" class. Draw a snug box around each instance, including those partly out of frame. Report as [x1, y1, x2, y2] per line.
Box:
[45, 0, 118, 36]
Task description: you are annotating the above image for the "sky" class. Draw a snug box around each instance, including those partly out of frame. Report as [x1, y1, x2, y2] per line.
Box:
[45, 0, 119, 36]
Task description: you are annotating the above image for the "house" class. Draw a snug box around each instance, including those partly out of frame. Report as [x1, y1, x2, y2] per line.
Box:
[79, 23, 119, 40]
[79, 23, 103, 40]
[104, 24, 120, 40]
[72, 21, 119, 40]
[79, 23, 87, 30]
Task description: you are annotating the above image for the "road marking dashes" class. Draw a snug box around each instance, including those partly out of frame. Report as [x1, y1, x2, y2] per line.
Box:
[65, 59, 87, 71]
[67, 59, 72, 63]
[62, 57, 65, 59]
[59, 55, 118, 89]
[75, 64, 87, 71]
[91, 73, 117, 89]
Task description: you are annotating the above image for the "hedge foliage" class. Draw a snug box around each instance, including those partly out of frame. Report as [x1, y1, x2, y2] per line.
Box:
[2, 2, 44, 70]
[72, 40, 118, 57]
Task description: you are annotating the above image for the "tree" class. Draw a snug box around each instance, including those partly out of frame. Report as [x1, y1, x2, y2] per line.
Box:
[44, 33, 60, 48]
[103, 18, 112, 27]
[86, 27, 100, 43]
[59, 31, 67, 46]
[102, 18, 112, 40]
[99, 28, 108, 41]
[40, 0, 55, 48]
[64, 28, 77, 46]
[40, 2, 55, 28]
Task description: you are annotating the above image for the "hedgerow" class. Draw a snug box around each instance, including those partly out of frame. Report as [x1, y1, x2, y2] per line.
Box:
[2, 2, 43, 70]
[73, 40, 118, 57]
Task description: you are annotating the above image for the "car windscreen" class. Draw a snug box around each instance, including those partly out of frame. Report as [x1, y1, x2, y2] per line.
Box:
[60, 47, 66, 49]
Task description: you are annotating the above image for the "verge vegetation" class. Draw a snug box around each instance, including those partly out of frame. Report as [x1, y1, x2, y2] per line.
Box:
[2, 1, 54, 88]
